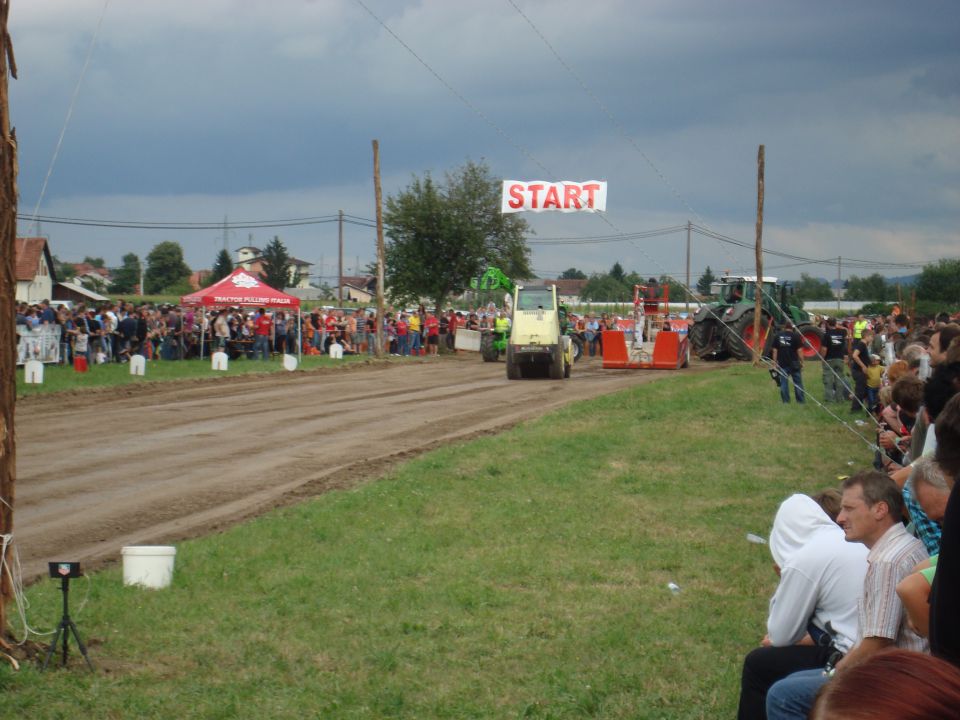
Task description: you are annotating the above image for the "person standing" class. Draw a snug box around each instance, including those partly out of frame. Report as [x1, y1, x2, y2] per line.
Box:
[772, 321, 805, 404]
[253, 307, 272, 360]
[849, 329, 873, 413]
[396, 313, 409, 356]
[821, 317, 849, 402]
[424, 310, 440, 356]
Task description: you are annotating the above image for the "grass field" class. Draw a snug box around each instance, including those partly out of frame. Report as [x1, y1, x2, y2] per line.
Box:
[1, 365, 868, 719]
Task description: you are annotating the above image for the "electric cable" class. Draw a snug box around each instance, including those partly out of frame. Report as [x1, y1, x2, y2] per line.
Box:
[26, 0, 112, 236]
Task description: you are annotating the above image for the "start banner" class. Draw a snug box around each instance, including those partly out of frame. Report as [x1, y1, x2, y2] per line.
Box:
[501, 180, 606, 214]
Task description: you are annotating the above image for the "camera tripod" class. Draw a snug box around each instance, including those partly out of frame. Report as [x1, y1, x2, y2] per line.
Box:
[41, 574, 94, 671]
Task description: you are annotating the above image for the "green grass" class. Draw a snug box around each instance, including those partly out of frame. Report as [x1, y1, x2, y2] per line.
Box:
[15, 353, 413, 397]
[1, 365, 868, 719]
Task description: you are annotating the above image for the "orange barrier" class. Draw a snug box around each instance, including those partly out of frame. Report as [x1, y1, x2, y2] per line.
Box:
[600, 330, 688, 370]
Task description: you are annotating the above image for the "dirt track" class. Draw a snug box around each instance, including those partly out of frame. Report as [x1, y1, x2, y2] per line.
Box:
[14, 355, 710, 581]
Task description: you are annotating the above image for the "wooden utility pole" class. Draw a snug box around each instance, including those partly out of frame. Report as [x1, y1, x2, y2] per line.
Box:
[372, 140, 385, 358]
[337, 209, 344, 305]
[685, 220, 691, 313]
[836, 256, 841, 315]
[752, 145, 764, 366]
[0, 0, 18, 641]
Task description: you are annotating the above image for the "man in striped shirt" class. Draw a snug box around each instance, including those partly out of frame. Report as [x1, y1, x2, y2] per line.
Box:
[765, 471, 929, 720]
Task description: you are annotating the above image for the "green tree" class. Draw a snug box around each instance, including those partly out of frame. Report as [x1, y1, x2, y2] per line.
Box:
[844, 273, 891, 302]
[609, 262, 626, 282]
[915, 259, 960, 305]
[51, 255, 75, 281]
[696, 266, 717, 296]
[559, 268, 587, 280]
[581, 271, 632, 302]
[83, 255, 105, 268]
[210, 248, 234, 284]
[260, 236, 296, 289]
[384, 159, 531, 311]
[794, 273, 834, 301]
[144, 241, 191, 294]
[110, 252, 141, 294]
[658, 275, 691, 303]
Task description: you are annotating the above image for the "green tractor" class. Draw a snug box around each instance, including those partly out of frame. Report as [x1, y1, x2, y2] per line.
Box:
[689, 275, 823, 361]
[470, 267, 584, 363]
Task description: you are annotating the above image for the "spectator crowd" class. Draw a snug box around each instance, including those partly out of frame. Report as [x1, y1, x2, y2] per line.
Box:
[741, 309, 960, 719]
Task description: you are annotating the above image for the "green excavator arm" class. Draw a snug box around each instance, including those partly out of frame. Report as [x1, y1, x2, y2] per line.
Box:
[470, 266, 515, 293]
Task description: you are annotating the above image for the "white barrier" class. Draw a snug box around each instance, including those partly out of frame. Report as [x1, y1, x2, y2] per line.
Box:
[454, 329, 482, 352]
[282, 354, 298, 371]
[129, 355, 146, 376]
[329, 343, 344, 359]
[211, 352, 229, 371]
[24, 360, 43, 384]
[16, 325, 61, 365]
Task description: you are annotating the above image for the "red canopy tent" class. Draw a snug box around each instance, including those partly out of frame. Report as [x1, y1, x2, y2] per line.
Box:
[181, 269, 301, 360]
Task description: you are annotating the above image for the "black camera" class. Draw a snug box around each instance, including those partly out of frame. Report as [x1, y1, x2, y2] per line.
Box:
[48, 561, 82, 579]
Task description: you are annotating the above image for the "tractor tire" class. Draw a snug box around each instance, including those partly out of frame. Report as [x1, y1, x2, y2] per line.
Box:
[480, 333, 499, 362]
[727, 311, 770, 362]
[569, 334, 584, 363]
[688, 320, 709, 355]
[548, 346, 565, 380]
[799, 325, 824, 360]
[506, 346, 521, 380]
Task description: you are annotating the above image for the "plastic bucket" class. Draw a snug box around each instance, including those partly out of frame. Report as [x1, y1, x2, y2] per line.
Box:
[73, 356, 88, 373]
[122, 545, 176, 589]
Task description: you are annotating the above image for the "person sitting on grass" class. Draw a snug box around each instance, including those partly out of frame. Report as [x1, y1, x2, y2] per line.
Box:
[737, 493, 867, 720]
[765, 471, 929, 720]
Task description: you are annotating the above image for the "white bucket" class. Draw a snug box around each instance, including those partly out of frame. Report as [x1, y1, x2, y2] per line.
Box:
[122, 545, 177, 589]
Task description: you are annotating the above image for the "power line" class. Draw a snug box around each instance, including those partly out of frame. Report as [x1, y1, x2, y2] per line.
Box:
[17, 213, 377, 231]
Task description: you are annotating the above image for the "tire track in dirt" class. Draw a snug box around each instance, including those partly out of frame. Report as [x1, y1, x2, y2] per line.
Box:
[14, 355, 723, 580]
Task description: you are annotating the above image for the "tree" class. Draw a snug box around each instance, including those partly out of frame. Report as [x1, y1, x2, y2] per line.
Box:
[794, 273, 834, 301]
[559, 267, 587, 280]
[144, 241, 191, 294]
[916, 259, 960, 306]
[83, 255, 105, 268]
[658, 275, 691, 303]
[845, 273, 892, 302]
[696, 265, 717, 296]
[51, 255, 75, 281]
[581, 272, 631, 301]
[260, 236, 296, 289]
[110, 252, 140, 294]
[210, 248, 233, 284]
[609, 262, 625, 282]
[384, 159, 531, 311]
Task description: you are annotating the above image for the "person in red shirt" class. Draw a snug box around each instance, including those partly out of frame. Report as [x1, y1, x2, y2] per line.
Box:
[253, 308, 272, 360]
[425, 311, 440, 355]
[396, 313, 409, 356]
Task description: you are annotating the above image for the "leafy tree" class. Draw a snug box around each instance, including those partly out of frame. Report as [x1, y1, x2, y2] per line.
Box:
[210, 248, 233, 284]
[844, 273, 892, 302]
[51, 255, 75, 281]
[144, 241, 191, 294]
[110, 252, 141, 294]
[794, 273, 834, 301]
[609, 262, 626, 282]
[260, 236, 296, 289]
[580, 273, 631, 302]
[658, 275, 692, 303]
[696, 266, 717, 296]
[384, 159, 531, 311]
[915, 259, 960, 305]
[83, 255, 105, 268]
[559, 267, 587, 280]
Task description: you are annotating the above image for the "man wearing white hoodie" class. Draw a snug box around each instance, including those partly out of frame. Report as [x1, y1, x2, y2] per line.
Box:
[737, 494, 869, 720]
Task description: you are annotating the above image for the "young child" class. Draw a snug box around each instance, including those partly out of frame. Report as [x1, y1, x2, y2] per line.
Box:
[865, 354, 884, 409]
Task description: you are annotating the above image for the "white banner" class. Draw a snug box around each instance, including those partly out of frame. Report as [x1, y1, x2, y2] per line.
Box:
[17, 325, 62, 365]
[501, 180, 606, 213]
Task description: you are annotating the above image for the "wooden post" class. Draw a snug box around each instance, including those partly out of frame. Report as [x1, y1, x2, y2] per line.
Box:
[752, 145, 764, 366]
[372, 140, 386, 358]
[337, 209, 344, 305]
[0, 0, 18, 642]
[685, 220, 691, 313]
[836, 256, 841, 315]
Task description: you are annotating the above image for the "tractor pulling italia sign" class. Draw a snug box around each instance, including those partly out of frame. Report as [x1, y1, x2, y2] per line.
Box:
[501, 180, 607, 213]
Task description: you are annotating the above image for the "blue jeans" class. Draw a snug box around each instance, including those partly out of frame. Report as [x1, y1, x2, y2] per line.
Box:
[779, 366, 805, 403]
[253, 334, 270, 361]
[766, 668, 828, 719]
[410, 332, 421, 355]
[399, 334, 409, 356]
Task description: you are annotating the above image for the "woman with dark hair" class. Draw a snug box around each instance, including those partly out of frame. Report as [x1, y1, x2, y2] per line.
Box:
[811, 649, 960, 719]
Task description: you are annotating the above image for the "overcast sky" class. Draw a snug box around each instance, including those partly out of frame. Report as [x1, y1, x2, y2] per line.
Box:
[11, 0, 960, 285]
